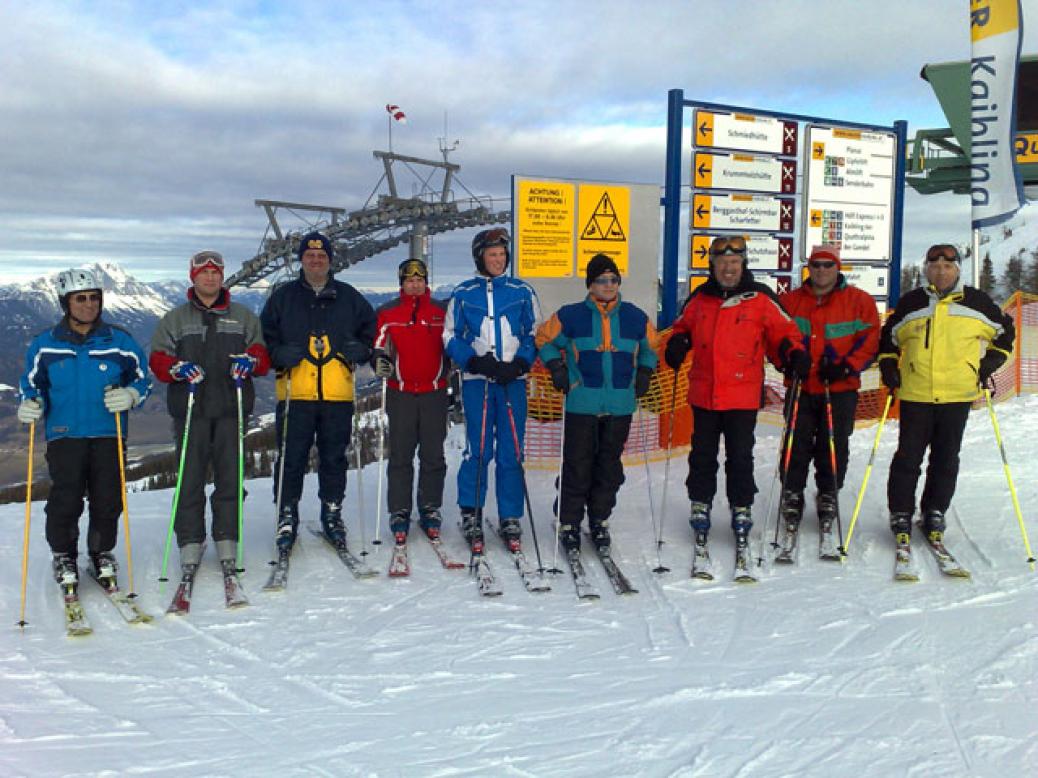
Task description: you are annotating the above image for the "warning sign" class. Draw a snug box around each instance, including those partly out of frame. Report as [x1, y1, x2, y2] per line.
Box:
[577, 185, 630, 273]
[515, 179, 576, 277]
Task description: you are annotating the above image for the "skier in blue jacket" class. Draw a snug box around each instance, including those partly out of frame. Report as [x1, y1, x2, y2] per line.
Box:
[18, 269, 151, 591]
[443, 228, 541, 552]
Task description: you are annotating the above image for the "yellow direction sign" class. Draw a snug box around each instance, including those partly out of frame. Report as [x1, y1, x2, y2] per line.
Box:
[577, 184, 629, 274]
[1017, 132, 1038, 164]
[516, 179, 576, 278]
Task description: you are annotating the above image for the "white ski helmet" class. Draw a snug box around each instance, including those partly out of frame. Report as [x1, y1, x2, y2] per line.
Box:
[57, 268, 101, 297]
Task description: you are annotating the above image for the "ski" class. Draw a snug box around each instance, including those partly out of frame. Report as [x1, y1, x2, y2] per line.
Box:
[90, 572, 153, 624]
[894, 534, 920, 582]
[62, 586, 93, 636]
[468, 540, 503, 597]
[565, 548, 600, 600]
[388, 543, 411, 577]
[774, 523, 800, 565]
[306, 523, 379, 580]
[166, 566, 197, 615]
[920, 531, 971, 579]
[585, 534, 637, 595]
[422, 530, 466, 570]
[818, 525, 842, 561]
[222, 561, 250, 608]
[691, 537, 715, 581]
[262, 548, 291, 592]
[734, 543, 759, 584]
[500, 535, 551, 592]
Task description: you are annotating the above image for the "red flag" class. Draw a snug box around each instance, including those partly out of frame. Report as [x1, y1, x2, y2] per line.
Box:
[385, 104, 407, 124]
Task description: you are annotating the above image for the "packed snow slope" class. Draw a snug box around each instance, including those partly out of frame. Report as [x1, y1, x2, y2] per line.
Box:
[2, 396, 1037, 777]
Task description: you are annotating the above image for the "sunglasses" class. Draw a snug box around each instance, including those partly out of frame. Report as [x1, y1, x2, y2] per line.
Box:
[592, 275, 620, 285]
[709, 237, 747, 256]
[809, 260, 837, 269]
[70, 292, 101, 303]
[926, 244, 960, 263]
[191, 250, 225, 269]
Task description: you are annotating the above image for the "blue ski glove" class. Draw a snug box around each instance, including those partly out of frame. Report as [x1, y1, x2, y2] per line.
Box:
[229, 353, 257, 381]
[170, 361, 205, 384]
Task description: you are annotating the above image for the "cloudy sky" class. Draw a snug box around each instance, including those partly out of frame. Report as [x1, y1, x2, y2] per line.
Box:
[1, 1, 1035, 290]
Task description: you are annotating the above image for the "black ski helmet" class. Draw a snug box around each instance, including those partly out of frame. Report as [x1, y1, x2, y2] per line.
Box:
[471, 228, 510, 276]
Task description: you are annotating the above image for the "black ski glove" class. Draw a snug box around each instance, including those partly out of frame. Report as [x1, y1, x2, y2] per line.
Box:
[817, 355, 853, 383]
[978, 350, 1006, 385]
[779, 341, 811, 380]
[634, 365, 653, 399]
[879, 358, 900, 391]
[546, 359, 570, 394]
[496, 358, 529, 386]
[664, 333, 691, 370]
[467, 353, 500, 379]
[272, 343, 305, 369]
[339, 339, 371, 365]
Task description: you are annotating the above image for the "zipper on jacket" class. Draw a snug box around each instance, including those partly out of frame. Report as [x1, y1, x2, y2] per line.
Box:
[924, 319, 931, 349]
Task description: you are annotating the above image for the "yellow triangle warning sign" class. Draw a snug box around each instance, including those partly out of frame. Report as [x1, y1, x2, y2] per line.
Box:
[580, 192, 626, 241]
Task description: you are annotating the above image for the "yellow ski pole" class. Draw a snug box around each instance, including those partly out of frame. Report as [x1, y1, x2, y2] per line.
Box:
[841, 393, 893, 557]
[17, 421, 36, 628]
[114, 410, 136, 593]
[985, 388, 1036, 571]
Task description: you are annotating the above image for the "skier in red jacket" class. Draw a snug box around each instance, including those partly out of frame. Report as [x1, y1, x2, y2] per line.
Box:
[664, 235, 808, 579]
[371, 258, 450, 546]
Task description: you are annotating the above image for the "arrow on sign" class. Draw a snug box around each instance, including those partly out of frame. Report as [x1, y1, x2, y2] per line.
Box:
[697, 162, 712, 177]
[698, 121, 710, 137]
[696, 203, 709, 219]
[695, 244, 708, 259]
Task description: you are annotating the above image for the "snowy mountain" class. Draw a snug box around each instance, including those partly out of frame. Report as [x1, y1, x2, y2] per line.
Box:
[2, 397, 1036, 775]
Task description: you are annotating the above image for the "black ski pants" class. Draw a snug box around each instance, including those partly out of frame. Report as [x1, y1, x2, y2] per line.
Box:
[558, 412, 633, 528]
[274, 400, 353, 507]
[887, 400, 971, 516]
[44, 437, 122, 557]
[783, 390, 858, 494]
[386, 387, 448, 515]
[686, 406, 757, 509]
[172, 415, 240, 546]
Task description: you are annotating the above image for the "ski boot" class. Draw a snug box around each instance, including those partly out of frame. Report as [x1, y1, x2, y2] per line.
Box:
[589, 518, 611, 555]
[731, 506, 756, 582]
[559, 521, 581, 552]
[922, 509, 946, 543]
[499, 518, 522, 553]
[779, 489, 804, 527]
[418, 506, 443, 540]
[389, 509, 411, 540]
[52, 553, 78, 590]
[690, 502, 712, 579]
[320, 501, 347, 546]
[461, 508, 484, 552]
[889, 511, 913, 538]
[276, 502, 299, 550]
[816, 490, 838, 534]
[89, 550, 118, 583]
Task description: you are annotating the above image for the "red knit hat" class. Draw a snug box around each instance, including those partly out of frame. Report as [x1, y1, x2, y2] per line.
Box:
[808, 244, 841, 269]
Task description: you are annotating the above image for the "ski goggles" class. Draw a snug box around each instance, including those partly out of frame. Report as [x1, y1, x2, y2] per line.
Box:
[190, 250, 225, 270]
[399, 259, 428, 280]
[482, 227, 510, 246]
[709, 236, 747, 256]
[925, 244, 961, 263]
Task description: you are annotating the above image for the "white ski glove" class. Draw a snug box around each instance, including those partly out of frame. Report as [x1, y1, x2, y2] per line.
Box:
[17, 398, 43, 424]
[104, 386, 140, 413]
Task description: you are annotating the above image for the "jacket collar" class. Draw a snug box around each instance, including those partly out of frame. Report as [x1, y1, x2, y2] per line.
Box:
[701, 267, 756, 299]
[188, 286, 230, 313]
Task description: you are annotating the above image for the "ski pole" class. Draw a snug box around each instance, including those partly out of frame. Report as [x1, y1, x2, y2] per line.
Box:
[657, 368, 681, 549]
[470, 378, 490, 564]
[758, 378, 799, 567]
[235, 377, 245, 571]
[985, 388, 1036, 570]
[823, 381, 845, 549]
[113, 407, 136, 593]
[274, 374, 292, 533]
[841, 392, 892, 556]
[372, 378, 387, 549]
[549, 403, 566, 576]
[504, 392, 546, 574]
[353, 398, 367, 556]
[769, 379, 802, 550]
[17, 421, 36, 628]
[639, 400, 668, 574]
[160, 384, 197, 583]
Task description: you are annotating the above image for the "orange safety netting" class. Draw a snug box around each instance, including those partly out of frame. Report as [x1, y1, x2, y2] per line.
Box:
[523, 291, 1032, 468]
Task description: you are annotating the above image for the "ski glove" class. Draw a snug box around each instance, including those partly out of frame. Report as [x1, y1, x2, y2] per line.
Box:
[104, 386, 140, 413]
[779, 342, 811, 380]
[229, 353, 257, 381]
[372, 350, 394, 378]
[17, 398, 42, 424]
[879, 358, 900, 391]
[338, 339, 371, 366]
[546, 359, 570, 394]
[664, 333, 691, 370]
[817, 355, 853, 383]
[170, 361, 205, 384]
[466, 353, 500, 379]
[635, 365, 653, 399]
[272, 343, 305, 369]
[978, 350, 1006, 386]
[496, 358, 529, 386]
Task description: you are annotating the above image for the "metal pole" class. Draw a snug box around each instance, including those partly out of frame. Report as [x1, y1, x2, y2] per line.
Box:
[17, 422, 35, 628]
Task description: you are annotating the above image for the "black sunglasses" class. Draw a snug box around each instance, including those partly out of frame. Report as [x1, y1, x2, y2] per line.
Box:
[809, 260, 836, 269]
[71, 292, 101, 303]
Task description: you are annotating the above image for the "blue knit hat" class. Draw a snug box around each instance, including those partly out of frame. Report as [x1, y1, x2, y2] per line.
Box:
[298, 231, 334, 263]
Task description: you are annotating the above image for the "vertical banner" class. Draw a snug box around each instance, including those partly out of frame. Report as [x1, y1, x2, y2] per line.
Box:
[969, 0, 1025, 228]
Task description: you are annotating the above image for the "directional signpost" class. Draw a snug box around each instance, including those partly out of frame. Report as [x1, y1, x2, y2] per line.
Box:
[693, 151, 797, 194]
[690, 233, 792, 271]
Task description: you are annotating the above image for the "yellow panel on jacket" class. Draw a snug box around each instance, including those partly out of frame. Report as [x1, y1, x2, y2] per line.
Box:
[275, 334, 356, 402]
